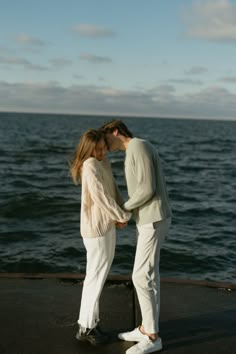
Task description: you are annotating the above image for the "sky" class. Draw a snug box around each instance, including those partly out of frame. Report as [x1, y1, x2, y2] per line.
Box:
[1, 0, 236, 120]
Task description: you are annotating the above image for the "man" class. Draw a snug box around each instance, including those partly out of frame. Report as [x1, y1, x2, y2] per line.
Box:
[101, 120, 171, 354]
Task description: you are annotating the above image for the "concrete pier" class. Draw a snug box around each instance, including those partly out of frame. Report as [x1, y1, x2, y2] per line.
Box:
[0, 273, 235, 354]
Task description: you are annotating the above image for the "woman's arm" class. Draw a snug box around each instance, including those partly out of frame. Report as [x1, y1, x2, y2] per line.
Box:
[85, 161, 131, 223]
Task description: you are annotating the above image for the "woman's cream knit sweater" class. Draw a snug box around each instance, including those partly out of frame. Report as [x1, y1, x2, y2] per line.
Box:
[80, 157, 131, 238]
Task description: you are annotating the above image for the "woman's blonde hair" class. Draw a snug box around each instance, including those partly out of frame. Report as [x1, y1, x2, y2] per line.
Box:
[70, 129, 104, 185]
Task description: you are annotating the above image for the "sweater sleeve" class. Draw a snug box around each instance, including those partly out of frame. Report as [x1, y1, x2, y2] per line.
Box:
[103, 158, 124, 207]
[84, 161, 131, 222]
[124, 145, 156, 211]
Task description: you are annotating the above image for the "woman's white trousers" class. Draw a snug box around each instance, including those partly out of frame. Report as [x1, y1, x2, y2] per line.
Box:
[78, 227, 116, 329]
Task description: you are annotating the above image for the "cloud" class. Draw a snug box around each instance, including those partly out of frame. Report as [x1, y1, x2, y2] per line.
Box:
[219, 76, 236, 82]
[15, 33, 46, 46]
[185, 66, 208, 75]
[79, 52, 112, 64]
[0, 55, 74, 72]
[148, 85, 176, 95]
[183, 0, 236, 41]
[73, 74, 85, 80]
[29, 64, 49, 71]
[49, 58, 72, 68]
[0, 80, 236, 120]
[168, 78, 203, 85]
[98, 77, 106, 82]
[0, 55, 30, 66]
[0, 55, 49, 71]
[0, 46, 13, 55]
[72, 24, 115, 38]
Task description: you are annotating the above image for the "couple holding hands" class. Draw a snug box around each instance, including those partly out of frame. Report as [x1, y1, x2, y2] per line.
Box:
[70, 120, 171, 354]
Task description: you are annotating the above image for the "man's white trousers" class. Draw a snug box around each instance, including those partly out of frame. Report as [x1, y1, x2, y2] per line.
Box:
[133, 218, 171, 334]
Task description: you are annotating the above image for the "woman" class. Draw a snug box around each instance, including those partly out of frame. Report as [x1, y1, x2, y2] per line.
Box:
[70, 129, 131, 345]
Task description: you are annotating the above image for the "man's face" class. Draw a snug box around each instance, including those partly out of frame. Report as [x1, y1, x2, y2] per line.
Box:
[105, 132, 118, 152]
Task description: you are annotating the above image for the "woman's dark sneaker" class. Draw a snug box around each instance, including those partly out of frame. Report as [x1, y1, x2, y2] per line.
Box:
[76, 326, 109, 345]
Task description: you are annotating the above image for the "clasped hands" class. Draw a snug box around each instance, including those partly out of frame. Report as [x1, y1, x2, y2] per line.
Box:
[115, 221, 128, 229]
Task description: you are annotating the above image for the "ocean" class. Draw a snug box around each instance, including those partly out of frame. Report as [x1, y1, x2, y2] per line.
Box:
[0, 112, 235, 283]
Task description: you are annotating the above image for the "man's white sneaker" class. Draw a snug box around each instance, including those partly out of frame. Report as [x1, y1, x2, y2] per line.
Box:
[118, 327, 149, 342]
[126, 337, 162, 354]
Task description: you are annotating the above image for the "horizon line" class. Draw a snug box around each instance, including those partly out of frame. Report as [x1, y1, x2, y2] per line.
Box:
[0, 110, 236, 122]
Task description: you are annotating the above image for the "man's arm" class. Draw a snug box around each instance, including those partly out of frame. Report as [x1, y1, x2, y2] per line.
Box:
[124, 146, 156, 211]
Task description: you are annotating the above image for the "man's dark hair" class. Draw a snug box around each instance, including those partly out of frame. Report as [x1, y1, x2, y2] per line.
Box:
[101, 119, 133, 138]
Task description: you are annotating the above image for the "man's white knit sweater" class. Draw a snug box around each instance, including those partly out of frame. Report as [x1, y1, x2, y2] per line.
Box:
[80, 157, 131, 238]
[124, 138, 171, 225]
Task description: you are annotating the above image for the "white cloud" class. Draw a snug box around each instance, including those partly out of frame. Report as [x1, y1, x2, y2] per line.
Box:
[79, 52, 112, 64]
[72, 24, 115, 38]
[15, 33, 46, 46]
[0, 80, 235, 120]
[183, 0, 236, 41]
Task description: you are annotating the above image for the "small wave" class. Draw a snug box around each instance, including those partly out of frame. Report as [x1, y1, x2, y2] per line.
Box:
[2, 194, 79, 219]
[0, 231, 39, 243]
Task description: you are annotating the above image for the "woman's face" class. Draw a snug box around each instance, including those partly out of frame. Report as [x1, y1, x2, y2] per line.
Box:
[92, 138, 107, 161]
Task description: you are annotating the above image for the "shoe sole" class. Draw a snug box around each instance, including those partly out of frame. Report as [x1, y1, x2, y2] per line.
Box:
[76, 334, 109, 345]
[119, 336, 143, 342]
[118, 333, 146, 342]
